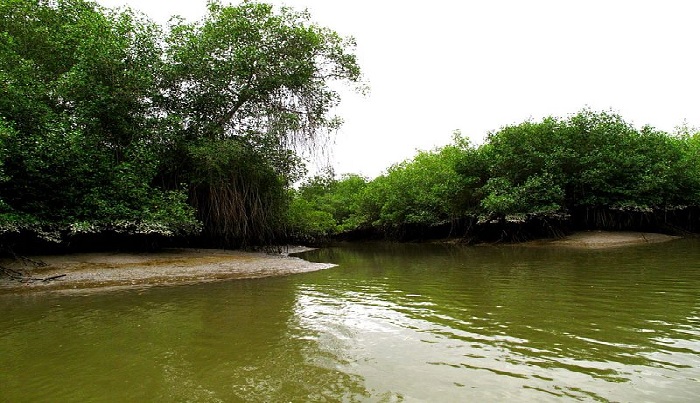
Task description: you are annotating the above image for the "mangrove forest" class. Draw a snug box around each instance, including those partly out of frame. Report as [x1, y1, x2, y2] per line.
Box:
[0, 0, 360, 251]
[288, 110, 700, 243]
[2, 0, 700, 252]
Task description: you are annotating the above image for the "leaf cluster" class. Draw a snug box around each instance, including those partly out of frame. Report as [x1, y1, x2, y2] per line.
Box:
[286, 170, 368, 241]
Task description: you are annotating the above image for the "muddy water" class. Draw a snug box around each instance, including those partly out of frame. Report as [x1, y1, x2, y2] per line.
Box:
[1, 240, 699, 401]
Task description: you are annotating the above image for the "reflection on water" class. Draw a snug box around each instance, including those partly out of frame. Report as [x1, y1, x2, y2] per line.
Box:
[296, 240, 700, 401]
[0, 279, 367, 402]
[2, 239, 700, 401]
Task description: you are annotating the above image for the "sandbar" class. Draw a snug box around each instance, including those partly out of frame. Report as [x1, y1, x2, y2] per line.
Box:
[529, 231, 680, 249]
[0, 247, 333, 294]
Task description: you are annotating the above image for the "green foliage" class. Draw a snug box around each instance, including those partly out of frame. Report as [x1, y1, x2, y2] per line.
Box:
[0, 0, 361, 247]
[4, 0, 697, 245]
[162, 0, 360, 144]
[365, 144, 467, 229]
[286, 197, 337, 241]
[480, 173, 564, 219]
[159, 0, 361, 246]
[0, 0, 196, 242]
[289, 137, 474, 238]
[331, 174, 370, 231]
[289, 110, 700, 240]
[287, 171, 369, 240]
[479, 109, 700, 216]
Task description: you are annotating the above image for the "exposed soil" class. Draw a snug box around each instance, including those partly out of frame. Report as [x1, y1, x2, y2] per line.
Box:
[526, 231, 680, 249]
[0, 247, 334, 294]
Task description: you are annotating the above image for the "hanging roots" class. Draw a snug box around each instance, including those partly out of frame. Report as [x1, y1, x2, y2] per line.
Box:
[190, 173, 284, 248]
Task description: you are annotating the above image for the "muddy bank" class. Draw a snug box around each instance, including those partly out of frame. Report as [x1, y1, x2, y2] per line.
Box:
[525, 231, 680, 249]
[0, 247, 334, 294]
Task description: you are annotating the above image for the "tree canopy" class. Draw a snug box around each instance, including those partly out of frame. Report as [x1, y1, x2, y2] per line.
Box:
[3, 0, 698, 249]
[0, 0, 361, 250]
[0, 0, 196, 243]
[290, 110, 700, 242]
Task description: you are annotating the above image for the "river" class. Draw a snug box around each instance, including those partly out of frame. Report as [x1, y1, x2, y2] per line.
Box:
[1, 239, 699, 401]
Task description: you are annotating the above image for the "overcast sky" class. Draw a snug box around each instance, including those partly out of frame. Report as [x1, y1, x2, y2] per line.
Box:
[98, 0, 700, 178]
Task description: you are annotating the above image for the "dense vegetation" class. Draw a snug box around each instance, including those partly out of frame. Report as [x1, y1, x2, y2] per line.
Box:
[0, 0, 360, 250]
[290, 110, 700, 243]
[3, 2, 698, 251]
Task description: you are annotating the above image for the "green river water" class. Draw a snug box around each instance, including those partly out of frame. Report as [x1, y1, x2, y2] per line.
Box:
[1, 239, 699, 402]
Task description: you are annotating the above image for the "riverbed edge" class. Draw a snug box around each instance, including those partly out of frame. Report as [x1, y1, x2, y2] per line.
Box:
[0, 231, 683, 294]
[0, 246, 335, 294]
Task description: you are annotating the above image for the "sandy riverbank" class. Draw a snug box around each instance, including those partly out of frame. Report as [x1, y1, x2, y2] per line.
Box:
[0, 232, 682, 293]
[526, 231, 680, 249]
[0, 247, 334, 294]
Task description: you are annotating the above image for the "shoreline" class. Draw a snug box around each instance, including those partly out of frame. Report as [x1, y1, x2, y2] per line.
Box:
[522, 231, 680, 249]
[0, 247, 334, 294]
[0, 231, 683, 294]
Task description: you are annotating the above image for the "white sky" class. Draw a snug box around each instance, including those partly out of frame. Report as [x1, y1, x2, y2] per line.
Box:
[98, 0, 700, 178]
